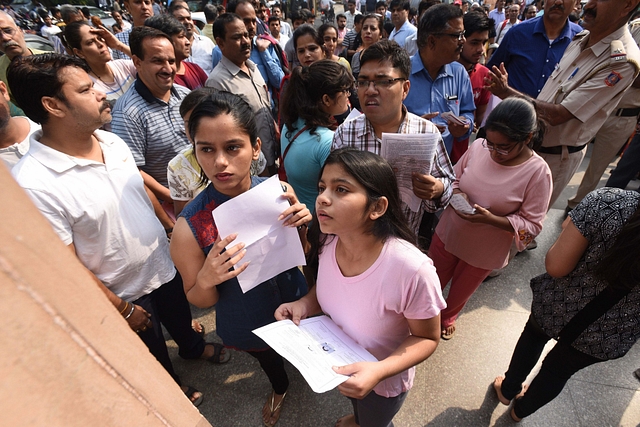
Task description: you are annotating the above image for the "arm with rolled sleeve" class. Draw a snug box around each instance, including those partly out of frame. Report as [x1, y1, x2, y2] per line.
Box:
[505, 164, 552, 251]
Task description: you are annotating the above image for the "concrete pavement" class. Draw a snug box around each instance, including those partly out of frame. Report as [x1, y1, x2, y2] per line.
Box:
[166, 145, 640, 426]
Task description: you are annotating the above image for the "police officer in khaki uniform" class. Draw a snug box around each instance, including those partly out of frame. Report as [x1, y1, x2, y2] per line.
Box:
[487, 0, 640, 207]
[566, 18, 640, 212]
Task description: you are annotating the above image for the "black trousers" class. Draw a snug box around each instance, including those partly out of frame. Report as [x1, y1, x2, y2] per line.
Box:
[606, 131, 640, 190]
[501, 315, 601, 419]
[133, 271, 204, 385]
[248, 348, 289, 395]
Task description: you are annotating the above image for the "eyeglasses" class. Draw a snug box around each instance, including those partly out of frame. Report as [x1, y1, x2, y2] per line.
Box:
[355, 78, 405, 90]
[482, 139, 520, 156]
[0, 27, 17, 37]
[433, 31, 465, 41]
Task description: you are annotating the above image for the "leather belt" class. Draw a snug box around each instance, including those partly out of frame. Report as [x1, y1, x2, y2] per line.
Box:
[536, 143, 587, 155]
[614, 107, 640, 117]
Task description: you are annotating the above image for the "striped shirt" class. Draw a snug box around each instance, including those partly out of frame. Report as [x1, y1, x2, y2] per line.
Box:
[332, 109, 455, 236]
[111, 78, 190, 189]
[112, 28, 131, 60]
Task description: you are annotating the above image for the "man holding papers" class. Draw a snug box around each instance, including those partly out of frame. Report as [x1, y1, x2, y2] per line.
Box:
[332, 40, 455, 244]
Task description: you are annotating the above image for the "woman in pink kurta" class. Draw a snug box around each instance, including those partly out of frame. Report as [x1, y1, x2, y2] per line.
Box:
[429, 98, 552, 340]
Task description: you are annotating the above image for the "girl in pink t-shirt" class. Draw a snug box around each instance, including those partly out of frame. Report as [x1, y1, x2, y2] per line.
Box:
[429, 98, 552, 340]
[276, 148, 445, 427]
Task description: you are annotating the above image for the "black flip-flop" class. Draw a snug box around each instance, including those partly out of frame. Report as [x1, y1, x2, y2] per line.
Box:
[184, 386, 204, 407]
[206, 342, 231, 364]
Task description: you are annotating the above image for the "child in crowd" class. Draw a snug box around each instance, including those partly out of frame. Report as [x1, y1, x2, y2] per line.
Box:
[276, 148, 445, 427]
[170, 92, 311, 427]
[428, 97, 552, 340]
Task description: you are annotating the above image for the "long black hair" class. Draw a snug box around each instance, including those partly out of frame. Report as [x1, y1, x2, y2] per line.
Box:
[280, 60, 353, 138]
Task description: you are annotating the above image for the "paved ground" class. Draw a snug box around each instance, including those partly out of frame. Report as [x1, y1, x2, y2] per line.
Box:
[166, 145, 640, 426]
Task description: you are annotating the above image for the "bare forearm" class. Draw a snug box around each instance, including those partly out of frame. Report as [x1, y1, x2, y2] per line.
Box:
[377, 335, 439, 381]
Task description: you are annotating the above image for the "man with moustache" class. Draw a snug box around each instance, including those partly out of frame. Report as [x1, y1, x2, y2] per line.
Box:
[111, 27, 191, 231]
[211, 0, 285, 107]
[488, 0, 640, 207]
[113, 0, 154, 60]
[0, 11, 47, 106]
[207, 13, 279, 174]
[487, 0, 582, 98]
[9, 54, 222, 407]
[404, 4, 475, 157]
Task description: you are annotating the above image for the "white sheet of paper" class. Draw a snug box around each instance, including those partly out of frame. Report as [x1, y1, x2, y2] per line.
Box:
[450, 193, 476, 214]
[212, 176, 306, 293]
[345, 108, 363, 122]
[253, 316, 378, 393]
[380, 132, 438, 212]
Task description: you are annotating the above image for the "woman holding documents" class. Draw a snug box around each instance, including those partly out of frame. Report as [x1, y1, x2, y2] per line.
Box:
[428, 98, 552, 340]
[170, 92, 311, 427]
[276, 148, 445, 427]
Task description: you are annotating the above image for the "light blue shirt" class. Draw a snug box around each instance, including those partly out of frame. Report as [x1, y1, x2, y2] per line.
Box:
[389, 20, 417, 48]
[404, 55, 475, 154]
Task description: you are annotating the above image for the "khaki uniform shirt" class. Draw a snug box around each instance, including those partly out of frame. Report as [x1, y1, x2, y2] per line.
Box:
[206, 56, 278, 165]
[538, 25, 640, 147]
[616, 19, 640, 109]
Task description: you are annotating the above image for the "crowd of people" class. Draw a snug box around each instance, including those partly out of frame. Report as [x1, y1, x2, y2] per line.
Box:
[2, 0, 640, 425]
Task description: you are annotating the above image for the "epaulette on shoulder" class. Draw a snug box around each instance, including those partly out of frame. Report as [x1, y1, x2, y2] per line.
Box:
[610, 40, 627, 62]
[574, 30, 589, 39]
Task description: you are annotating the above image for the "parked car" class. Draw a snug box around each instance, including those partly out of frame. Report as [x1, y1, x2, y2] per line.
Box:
[58, 4, 116, 30]
[25, 33, 55, 52]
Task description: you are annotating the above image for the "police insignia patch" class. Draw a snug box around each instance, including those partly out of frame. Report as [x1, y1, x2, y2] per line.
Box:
[604, 71, 622, 87]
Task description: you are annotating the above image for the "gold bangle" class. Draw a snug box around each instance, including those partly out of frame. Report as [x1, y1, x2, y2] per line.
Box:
[118, 301, 129, 314]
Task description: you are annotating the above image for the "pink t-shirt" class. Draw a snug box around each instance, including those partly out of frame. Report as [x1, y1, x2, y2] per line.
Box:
[435, 139, 552, 270]
[316, 236, 446, 398]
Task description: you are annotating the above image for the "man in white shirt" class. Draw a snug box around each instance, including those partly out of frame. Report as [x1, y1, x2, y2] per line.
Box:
[344, 0, 362, 30]
[388, 0, 417, 48]
[40, 15, 61, 40]
[496, 4, 521, 44]
[9, 53, 228, 407]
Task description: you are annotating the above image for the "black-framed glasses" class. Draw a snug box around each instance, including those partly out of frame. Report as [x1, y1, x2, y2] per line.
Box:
[482, 139, 519, 156]
[355, 77, 405, 90]
[433, 31, 465, 41]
